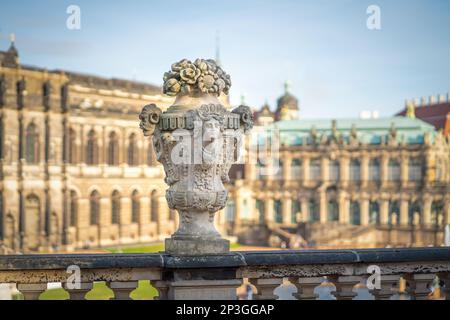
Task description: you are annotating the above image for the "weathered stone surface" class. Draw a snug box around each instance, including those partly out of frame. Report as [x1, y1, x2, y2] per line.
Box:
[165, 237, 230, 256]
[138, 59, 253, 256]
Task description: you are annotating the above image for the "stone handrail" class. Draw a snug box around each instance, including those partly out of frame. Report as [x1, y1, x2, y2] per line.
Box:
[0, 248, 450, 300]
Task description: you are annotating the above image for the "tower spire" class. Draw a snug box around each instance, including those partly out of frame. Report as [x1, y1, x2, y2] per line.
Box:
[9, 33, 16, 46]
[284, 80, 291, 94]
[215, 30, 221, 66]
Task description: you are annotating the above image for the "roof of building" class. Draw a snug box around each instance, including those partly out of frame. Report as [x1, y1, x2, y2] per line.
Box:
[396, 102, 450, 135]
[0, 45, 161, 95]
[267, 116, 437, 146]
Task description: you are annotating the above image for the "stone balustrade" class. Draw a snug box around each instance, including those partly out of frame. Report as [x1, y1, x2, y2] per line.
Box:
[0, 247, 449, 300]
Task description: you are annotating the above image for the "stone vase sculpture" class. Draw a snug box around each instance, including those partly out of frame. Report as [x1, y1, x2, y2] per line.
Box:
[139, 59, 253, 255]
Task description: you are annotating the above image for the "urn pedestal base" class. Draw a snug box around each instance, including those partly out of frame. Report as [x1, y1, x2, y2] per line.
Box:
[165, 237, 230, 256]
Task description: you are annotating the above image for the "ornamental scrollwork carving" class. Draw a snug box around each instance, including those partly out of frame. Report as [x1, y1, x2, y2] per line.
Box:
[139, 104, 162, 136]
[232, 105, 254, 134]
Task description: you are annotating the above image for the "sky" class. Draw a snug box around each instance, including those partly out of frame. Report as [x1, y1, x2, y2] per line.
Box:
[0, 0, 449, 118]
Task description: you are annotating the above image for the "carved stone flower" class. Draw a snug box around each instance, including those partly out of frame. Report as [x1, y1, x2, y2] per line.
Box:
[198, 74, 216, 94]
[163, 78, 181, 96]
[179, 62, 201, 84]
[162, 58, 232, 97]
[171, 59, 190, 72]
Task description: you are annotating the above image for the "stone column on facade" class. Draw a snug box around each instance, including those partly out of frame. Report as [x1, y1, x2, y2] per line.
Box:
[319, 191, 327, 223]
[400, 154, 408, 188]
[283, 196, 291, 225]
[283, 154, 292, 182]
[302, 156, 310, 187]
[77, 198, 89, 248]
[400, 198, 409, 226]
[157, 196, 168, 236]
[340, 156, 349, 188]
[266, 198, 274, 224]
[361, 196, 370, 226]
[339, 193, 348, 224]
[266, 156, 274, 182]
[138, 59, 253, 255]
[120, 197, 131, 240]
[380, 155, 389, 187]
[234, 194, 242, 225]
[300, 197, 309, 223]
[139, 196, 150, 239]
[380, 198, 389, 225]
[445, 200, 450, 225]
[322, 158, 329, 183]
[423, 195, 432, 227]
[361, 154, 369, 188]
[79, 124, 85, 164]
[99, 197, 110, 247]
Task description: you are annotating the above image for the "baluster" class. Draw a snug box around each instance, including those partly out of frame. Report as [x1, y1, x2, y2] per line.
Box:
[65, 282, 93, 300]
[438, 273, 450, 300]
[404, 274, 435, 300]
[151, 280, 169, 300]
[17, 283, 48, 300]
[329, 276, 360, 300]
[369, 275, 401, 300]
[249, 278, 283, 300]
[289, 277, 323, 300]
[110, 281, 139, 300]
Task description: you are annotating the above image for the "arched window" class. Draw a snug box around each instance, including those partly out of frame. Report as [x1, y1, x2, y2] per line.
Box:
[131, 190, 140, 223]
[408, 158, 422, 182]
[291, 200, 300, 224]
[108, 131, 119, 166]
[431, 201, 444, 228]
[369, 158, 380, 181]
[349, 159, 361, 181]
[111, 190, 121, 225]
[89, 190, 100, 226]
[369, 201, 380, 224]
[86, 129, 98, 165]
[309, 159, 321, 181]
[388, 201, 400, 225]
[25, 123, 40, 164]
[350, 201, 360, 225]
[256, 199, 265, 224]
[309, 199, 320, 222]
[127, 133, 139, 166]
[274, 200, 282, 223]
[147, 142, 157, 166]
[69, 190, 78, 227]
[291, 159, 302, 180]
[327, 200, 339, 222]
[329, 160, 340, 182]
[68, 128, 77, 164]
[388, 160, 400, 181]
[408, 201, 421, 226]
[150, 190, 158, 222]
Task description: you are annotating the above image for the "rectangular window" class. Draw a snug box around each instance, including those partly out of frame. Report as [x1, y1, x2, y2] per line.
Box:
[309, 159, 321, 181]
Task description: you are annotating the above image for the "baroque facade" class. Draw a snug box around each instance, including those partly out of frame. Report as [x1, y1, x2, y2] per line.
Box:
[0, 42, 182, 252]
[1, 40, 449, 252]
[227, 87, 450, 248]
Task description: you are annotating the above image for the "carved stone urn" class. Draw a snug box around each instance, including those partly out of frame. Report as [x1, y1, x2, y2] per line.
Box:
[139, 59, 253, 255]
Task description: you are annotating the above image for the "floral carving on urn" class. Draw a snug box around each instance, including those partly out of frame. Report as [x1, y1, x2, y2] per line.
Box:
[139, 59, 253, 255]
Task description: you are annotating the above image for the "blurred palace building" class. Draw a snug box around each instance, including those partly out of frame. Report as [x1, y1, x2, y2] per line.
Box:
[0, 41, 449, 252]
